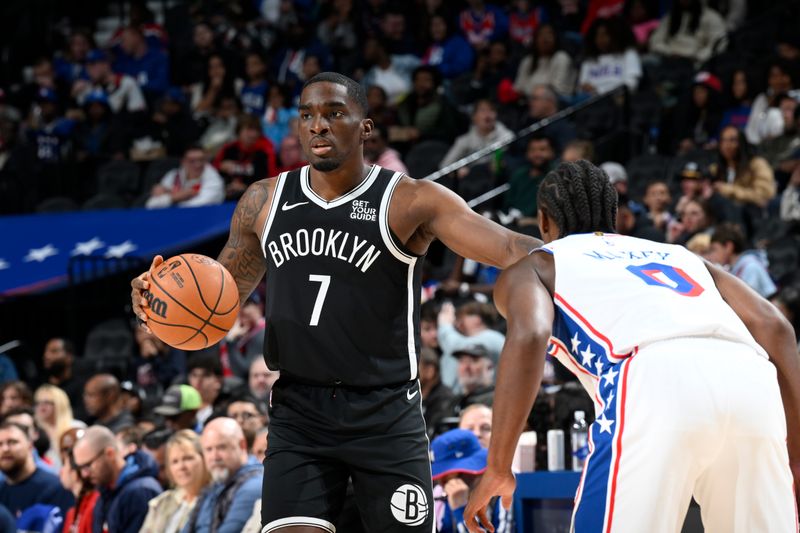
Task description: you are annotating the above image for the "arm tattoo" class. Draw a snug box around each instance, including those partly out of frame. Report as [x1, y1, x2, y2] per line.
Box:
[218, 182, 270, 304]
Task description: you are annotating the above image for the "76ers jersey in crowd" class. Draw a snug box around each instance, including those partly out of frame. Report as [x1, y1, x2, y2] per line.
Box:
[540, 233, 766, 397]
[260, 165, 424, 387]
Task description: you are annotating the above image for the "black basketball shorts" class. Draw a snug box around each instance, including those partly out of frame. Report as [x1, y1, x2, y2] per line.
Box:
[261, 379, 434, 532]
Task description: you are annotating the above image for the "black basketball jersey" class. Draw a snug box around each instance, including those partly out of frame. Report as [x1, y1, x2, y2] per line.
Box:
[260, 165, 424, 387]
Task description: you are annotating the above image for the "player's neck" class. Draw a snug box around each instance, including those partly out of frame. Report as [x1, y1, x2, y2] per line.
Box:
[308, 159, 372, 201]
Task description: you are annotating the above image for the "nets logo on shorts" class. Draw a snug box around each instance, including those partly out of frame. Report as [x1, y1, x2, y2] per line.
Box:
[390, 484, 429, 526]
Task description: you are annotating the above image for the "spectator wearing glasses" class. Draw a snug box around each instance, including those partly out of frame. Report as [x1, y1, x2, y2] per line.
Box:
[71, 425, 161, 533]
[0, 421, 74, 528]
[59, 428, 99, 533]
[226, 395, 268, 456]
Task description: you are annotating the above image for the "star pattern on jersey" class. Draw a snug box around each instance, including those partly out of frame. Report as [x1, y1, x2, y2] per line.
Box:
[24, 244, 59, 262]
[595, 360, 604, 375]
[105, 240, 137, 258]
[570, 332, 582, 354]
[580, 345, 595, 366]
[71, 237, 105, 256]
[603, 367, 619, 386]
[0, 259, 8, 270]
[596, 413, 615, 434]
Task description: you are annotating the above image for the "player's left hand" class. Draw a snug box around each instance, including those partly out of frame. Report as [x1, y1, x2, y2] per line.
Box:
[463, 467, 515, 533]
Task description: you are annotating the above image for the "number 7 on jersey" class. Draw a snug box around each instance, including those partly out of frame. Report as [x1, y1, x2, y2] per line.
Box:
[308, 274, 331, 326]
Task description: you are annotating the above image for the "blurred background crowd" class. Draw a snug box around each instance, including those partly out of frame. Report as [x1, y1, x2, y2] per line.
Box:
[1, 0, 800, 531]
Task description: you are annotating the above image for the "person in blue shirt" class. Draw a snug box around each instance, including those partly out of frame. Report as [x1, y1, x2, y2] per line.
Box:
[240, 51, 270, 117]
[422, 14, 475, 80]
[0, 421, 74, 527]
[113, 26, 170, 101]
[72, 425, 162, 533]
[182, 417, 262, 533]
[707, 222, 777, 298]
[431, 429, 510, 532]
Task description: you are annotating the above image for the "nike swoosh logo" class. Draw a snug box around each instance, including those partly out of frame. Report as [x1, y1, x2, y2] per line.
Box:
[406, 389, 419, 401]
[281, 201, 309, 211]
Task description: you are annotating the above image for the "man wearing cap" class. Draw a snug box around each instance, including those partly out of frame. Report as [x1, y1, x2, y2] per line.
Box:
[438, 302, 505, 393]
[450, 344, 496, 416]
[600, 161, 628, 197]
[75, 49, 146, 114]
[154, 384, 201, 432]
[430, 429, 509, 532]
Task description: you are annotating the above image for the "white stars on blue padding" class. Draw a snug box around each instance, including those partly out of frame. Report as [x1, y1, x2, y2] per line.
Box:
[71, 237, 105, 256]
[24, 244, 59, 262]
[105, 240, 137, 258]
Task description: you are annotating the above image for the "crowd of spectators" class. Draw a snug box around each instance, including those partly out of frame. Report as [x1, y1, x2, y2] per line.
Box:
[2, 0, 800, 531]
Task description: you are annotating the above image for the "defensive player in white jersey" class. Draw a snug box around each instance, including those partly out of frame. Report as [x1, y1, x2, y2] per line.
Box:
[464, 160, 800, 533]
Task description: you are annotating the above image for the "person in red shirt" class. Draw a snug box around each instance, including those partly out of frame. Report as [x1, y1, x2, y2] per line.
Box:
[213, 115, 277, 200]
[59, 428, 99, 533]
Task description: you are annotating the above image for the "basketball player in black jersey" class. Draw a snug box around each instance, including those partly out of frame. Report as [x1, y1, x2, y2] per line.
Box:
[132, 72, 540, 533]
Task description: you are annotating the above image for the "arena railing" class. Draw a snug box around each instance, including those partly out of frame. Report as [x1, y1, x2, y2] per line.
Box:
[422, 85, 628, 209]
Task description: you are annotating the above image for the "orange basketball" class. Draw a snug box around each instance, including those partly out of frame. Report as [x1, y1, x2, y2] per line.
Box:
[143, 254, 239, 350]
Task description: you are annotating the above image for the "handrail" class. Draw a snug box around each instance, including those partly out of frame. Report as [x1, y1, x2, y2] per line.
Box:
[423, 85, 627, 182]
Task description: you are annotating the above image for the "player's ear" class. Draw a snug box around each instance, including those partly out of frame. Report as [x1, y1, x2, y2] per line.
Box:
[360, 118, 374, 142]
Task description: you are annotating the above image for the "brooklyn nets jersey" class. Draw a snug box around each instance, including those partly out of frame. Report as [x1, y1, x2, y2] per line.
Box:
[260, 165, 424, 387]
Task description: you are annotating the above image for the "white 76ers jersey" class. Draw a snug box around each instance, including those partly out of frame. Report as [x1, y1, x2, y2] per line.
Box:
[540, 233, 767, 393]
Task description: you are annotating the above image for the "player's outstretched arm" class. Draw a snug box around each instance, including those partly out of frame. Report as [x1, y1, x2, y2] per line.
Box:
[706, 262, 800, 497]
[414, 179, 541, 268]
[217, 180, 271, 306]
[464, 254, 554, 533]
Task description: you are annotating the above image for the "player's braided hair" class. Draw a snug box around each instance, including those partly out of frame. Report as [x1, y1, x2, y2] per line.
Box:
[537, 160, 618, 238]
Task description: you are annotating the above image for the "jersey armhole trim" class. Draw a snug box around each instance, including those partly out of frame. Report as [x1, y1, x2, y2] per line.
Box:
[260, 171, 288, 258]
[379, 171, 416, 264]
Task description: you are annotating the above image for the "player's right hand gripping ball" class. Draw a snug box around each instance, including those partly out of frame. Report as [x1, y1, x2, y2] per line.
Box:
[143, 254, 239, 350]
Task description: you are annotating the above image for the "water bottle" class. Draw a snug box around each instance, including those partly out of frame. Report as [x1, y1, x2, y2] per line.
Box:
[571, 411, 589, 471]
[546, 429, 564, 471]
